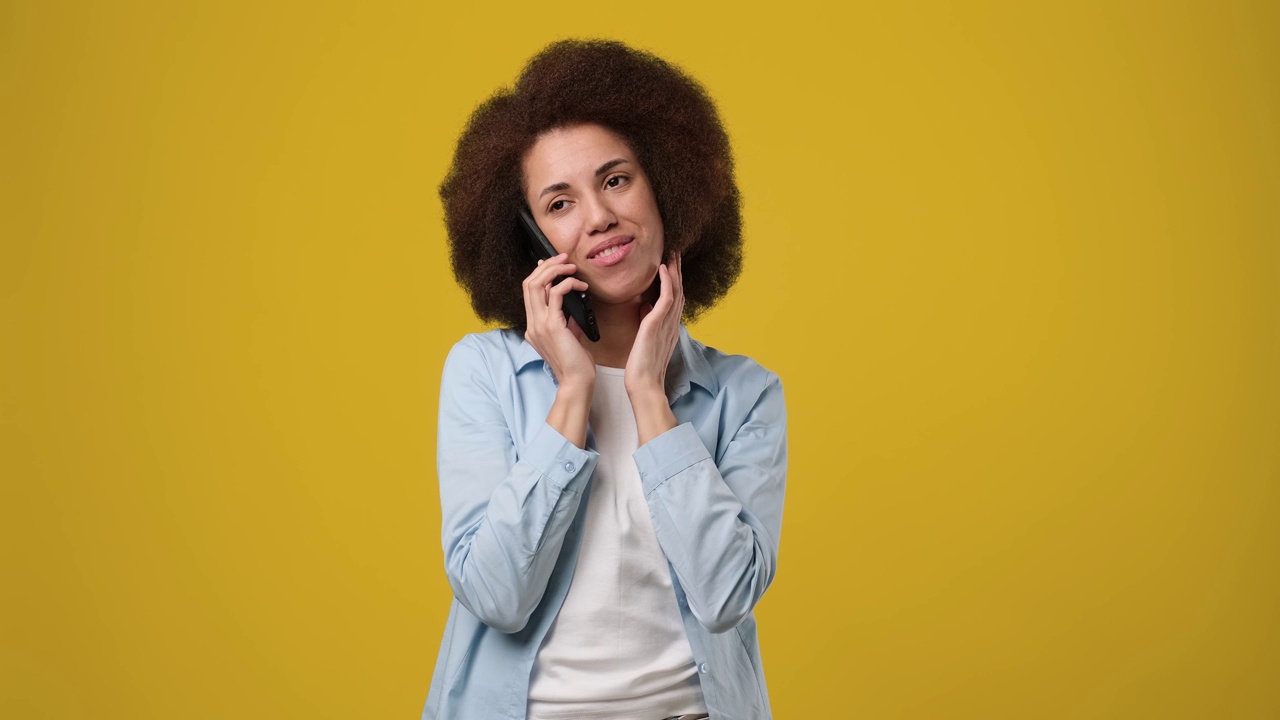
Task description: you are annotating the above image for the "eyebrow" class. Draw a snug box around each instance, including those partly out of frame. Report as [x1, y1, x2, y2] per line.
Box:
[537, 158, 631, 199]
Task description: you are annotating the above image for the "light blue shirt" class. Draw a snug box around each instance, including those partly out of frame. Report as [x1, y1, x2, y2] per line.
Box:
[422, 326, 787, 719]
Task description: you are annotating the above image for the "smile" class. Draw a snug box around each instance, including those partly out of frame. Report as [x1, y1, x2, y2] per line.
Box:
[587, 237, 634, 267]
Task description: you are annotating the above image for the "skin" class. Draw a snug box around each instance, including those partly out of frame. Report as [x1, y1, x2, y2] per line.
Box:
[520, 123, 685, 449]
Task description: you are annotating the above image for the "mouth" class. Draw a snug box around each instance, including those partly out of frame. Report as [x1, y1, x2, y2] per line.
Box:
[587, 236, 634, 266]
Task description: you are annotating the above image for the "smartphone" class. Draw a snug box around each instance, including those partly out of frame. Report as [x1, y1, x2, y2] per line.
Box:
[518, 208, 600, 342]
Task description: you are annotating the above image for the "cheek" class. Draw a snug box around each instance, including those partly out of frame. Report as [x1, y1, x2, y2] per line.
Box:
[642, 198, 664, 247]
[545, 222, 577, 255]
[648, 216, 665, 256]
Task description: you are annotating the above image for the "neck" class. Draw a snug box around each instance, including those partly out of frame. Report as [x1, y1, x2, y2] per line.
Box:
[585, 297, 644, 368]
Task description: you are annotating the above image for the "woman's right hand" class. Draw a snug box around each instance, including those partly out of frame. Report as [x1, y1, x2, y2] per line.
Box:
[522, 254, 596, 391]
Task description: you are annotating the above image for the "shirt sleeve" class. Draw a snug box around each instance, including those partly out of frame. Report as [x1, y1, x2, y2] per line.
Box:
[633, 371, 787, 634]
[437, 337, 598, 634]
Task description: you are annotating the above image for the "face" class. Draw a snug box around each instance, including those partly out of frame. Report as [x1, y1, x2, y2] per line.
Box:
[522, 123, 665, 306]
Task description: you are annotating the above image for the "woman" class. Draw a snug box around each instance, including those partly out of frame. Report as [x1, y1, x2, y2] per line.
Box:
[424, 40, 787, 720]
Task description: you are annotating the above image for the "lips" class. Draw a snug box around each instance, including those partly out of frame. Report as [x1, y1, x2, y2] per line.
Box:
[586, 236, 634, 267]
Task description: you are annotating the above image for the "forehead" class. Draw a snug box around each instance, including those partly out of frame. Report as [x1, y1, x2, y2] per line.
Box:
[522, 124, 636, 183]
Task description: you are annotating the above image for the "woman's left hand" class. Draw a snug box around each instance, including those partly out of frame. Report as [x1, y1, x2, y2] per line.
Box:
[626, 254, 684, 444]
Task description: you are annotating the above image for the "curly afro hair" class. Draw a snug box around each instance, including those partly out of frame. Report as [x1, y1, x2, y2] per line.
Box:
[439, 39, 743, 330]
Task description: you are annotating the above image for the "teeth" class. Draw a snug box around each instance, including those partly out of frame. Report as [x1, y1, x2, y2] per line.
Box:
[599, 246, 618, 257]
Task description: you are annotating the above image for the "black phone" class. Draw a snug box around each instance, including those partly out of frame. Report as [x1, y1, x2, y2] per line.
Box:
[518, 208, 600, 342]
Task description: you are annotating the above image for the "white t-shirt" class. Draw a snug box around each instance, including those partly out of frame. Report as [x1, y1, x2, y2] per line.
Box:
[527, 366, 705, 720]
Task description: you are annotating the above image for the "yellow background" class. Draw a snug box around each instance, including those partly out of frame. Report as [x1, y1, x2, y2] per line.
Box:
[3, 1, 1278, 717]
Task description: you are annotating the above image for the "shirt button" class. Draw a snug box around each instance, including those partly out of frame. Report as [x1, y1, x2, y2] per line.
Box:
[699, 663, 708, 674]
[564, 461, 576, 474]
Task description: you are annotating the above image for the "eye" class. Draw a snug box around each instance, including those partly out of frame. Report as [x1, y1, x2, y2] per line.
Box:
[604, 174, 629, 189]
[548, 199, 569, 212]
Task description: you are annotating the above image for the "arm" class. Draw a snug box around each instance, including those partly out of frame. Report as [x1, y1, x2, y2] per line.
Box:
[624, 256, 788, 632]
[633, 372, 787, 634]
[437, 338, 598, 633]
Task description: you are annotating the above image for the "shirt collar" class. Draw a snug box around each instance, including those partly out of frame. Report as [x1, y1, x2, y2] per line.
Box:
[513, 325, 718, 404]
[667, 325, 718, 402]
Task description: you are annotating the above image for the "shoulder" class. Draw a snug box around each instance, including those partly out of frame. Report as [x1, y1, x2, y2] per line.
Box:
[442, 328, 534, 384]
[680, 333, 787, 442]
[448, 327, 525, 358]
[682, 332, 783, 399]
[448, 327, 532, 361]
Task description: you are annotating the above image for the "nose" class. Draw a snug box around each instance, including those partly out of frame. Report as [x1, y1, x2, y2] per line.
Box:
[582, 194, 617, 234]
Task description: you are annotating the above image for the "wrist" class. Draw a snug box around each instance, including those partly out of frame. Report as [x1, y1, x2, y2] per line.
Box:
[631, 393, 677, 446]
[558, 363, 596, 388]
[624, 376, 664, 401]
[549, 377, 594, 449]
[556, 375, 595, 403]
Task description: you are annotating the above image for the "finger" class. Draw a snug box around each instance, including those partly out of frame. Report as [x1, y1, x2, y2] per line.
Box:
[655, 263, 673, 312]
[530, 253, 566, 278]
[535, 263, 578, 291]
[526, 259, 578, 303]
[547, 277, 589, 321]
[524, 266, 555, 304]
[655, 262, 683, 335]
[529, 253, 572, 280]
[640, 266, 672, 331]
[523, 275, 547, 332]
[523, 259, 573, 326]
[550, 276, 588, 298]
[670, 254, 685, 307]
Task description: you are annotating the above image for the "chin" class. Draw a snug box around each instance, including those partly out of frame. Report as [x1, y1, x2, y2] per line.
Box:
[590, 278, 657, 306]
[589, 289, 647, 306]
[585, 265, 659, 305]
